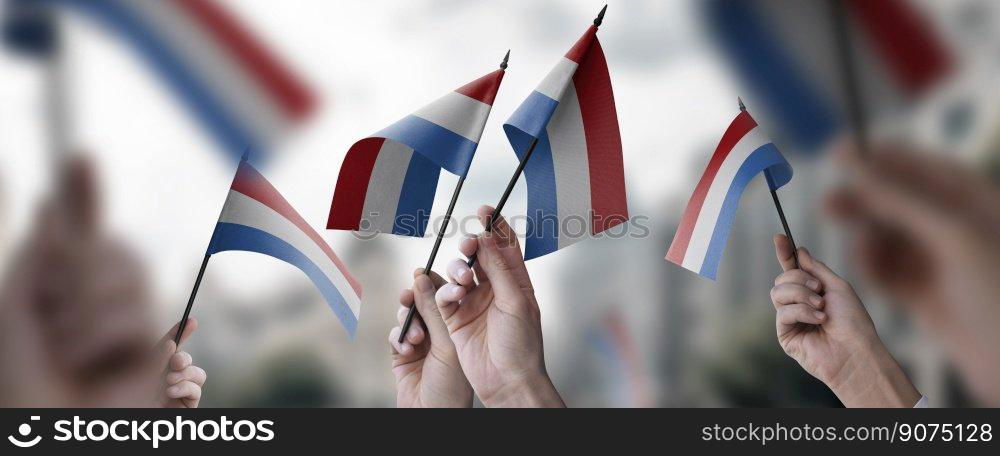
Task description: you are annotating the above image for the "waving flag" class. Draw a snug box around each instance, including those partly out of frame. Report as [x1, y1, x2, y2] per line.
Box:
[701, 0, 951, 153]
[504, 24, 627, 260]
[666, 110, 792, 279]
[210, 161, 362, 336]
[327, 69, 505, 237]
[47, 0, 315, 160]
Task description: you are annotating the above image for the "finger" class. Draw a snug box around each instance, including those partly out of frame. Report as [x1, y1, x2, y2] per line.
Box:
[165, 380, 202, 401]
[773, 234, 798, 272]
[170, 351, 193, 371]
[776, 303, 827, 327]
[459, 236, 488, 283]
[167, 365, 207, 387]
[413, 275, 451, 342]
[158, 318, 199, 351]
[477, 205, 519, 250]
[841, 148, 963, 244]
[434, 282, 467, 325]
[770, 283, 825, 310]
[399, 288, 414, 309]
[797, 248, 850, 291]
[476, 233, 530, 312]
[412, 268, 448, 288]
[774, 270, 823, 293]
[58, 157, 101, 235]
[446, 258, 475, 286]
[388, 327, 414, 356]
[397, 306, 410, 326]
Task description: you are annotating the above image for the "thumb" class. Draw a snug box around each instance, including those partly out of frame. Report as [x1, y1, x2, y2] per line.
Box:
[56, 157, 101, 236]
[412, 274, 452, 344]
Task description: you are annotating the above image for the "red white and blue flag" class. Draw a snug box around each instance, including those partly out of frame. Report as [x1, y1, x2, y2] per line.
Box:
[504, 24, 627, 260]
[48, 0, 315, 160]
[701, 0, 951, 153]
[666, 110, 792, 280]
[327, 69, 505, 237]
[209, 161, 362, 337]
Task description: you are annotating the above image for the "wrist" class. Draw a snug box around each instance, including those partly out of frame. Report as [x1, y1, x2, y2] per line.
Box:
[827, 339, 921, 408]
[481, 371, 565, 408]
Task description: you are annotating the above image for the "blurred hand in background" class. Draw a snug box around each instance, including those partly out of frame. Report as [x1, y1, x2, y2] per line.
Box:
[828, 145, 1000, 406]
[389, 269, 472, 408]
[433, 206, 564, 408]
[771, 237, 921, 407]
[0, 157, 205, 407]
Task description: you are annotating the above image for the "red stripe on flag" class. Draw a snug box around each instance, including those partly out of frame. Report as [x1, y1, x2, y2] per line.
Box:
[327, 138, 382, 232]
[565, 25, 597, 64]
[845, 0, 950, 95]
[573, 38, 628, 235]
[455, 70, 505, 106]
[666, 111, 757, 264]
[172, 0, 316, 120]
[232, 163, 362, 297]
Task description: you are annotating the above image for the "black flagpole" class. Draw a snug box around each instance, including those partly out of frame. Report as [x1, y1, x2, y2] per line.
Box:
[741, 97, 800, 268]
[172, 148, 250, 346]
[462, 5, 608, 271]
[828, 0, 869, 155]
[397, 51, 510, 343]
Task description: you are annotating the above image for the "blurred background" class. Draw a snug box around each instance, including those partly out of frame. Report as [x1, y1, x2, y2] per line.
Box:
[0, 0, 997, 407]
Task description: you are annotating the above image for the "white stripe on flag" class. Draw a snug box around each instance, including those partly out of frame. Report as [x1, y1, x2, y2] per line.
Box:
[219, 190, 362, 315]
[123, 0, 288, 146]
[535, 57, 578, 101]
[547, 83, 593, 250]
[360, 140, 413, 234]
[411, 91, 492, 143]
[682, 127, 771, 272]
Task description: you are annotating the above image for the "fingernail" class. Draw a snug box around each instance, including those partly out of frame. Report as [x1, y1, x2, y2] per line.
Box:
[806, 279, 820, 291]
[809, 295, 823, 307]
[814, 311, 825, 320]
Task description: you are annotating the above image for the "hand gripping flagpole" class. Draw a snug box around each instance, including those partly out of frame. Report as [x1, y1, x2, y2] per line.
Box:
[172, 149, 250, 346]
[741, 97, 800, 268]
[397, 51, 510, 344]
[461, 4, 608, 272]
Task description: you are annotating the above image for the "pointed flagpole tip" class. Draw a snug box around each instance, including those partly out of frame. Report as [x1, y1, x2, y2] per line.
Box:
[738, 97, 747, 112]
[500, 50, 510, 70]
[594, 4, 608, 26]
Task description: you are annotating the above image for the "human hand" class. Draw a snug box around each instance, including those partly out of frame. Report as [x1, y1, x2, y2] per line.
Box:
[389, 269, 472, 408]
[432, 206, 563, 408]
[828, 145, 1000, 405]
[159, 319, 206, 408]
[771, 235, 920, 407]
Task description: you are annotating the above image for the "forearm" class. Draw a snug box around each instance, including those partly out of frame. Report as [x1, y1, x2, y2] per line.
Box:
[482, 372, 565, 408]
[827, 341, 922, 408]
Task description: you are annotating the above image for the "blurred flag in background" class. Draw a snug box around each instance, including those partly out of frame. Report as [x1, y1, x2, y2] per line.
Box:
[46, 0, 316, 160]
[700, 0, 952, 153]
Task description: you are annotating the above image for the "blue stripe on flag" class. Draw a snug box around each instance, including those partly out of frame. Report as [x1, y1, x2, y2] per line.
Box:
[208, 223, 359, 337]
[376, 115, 478, 177]
[505, 91, 560, 141]
[516, 130, 559, 260]
[702, 0, 838, 152]
[391, 153, 440, 237]
[49, 0, 258, 160]
[700, 144, 792, 279]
